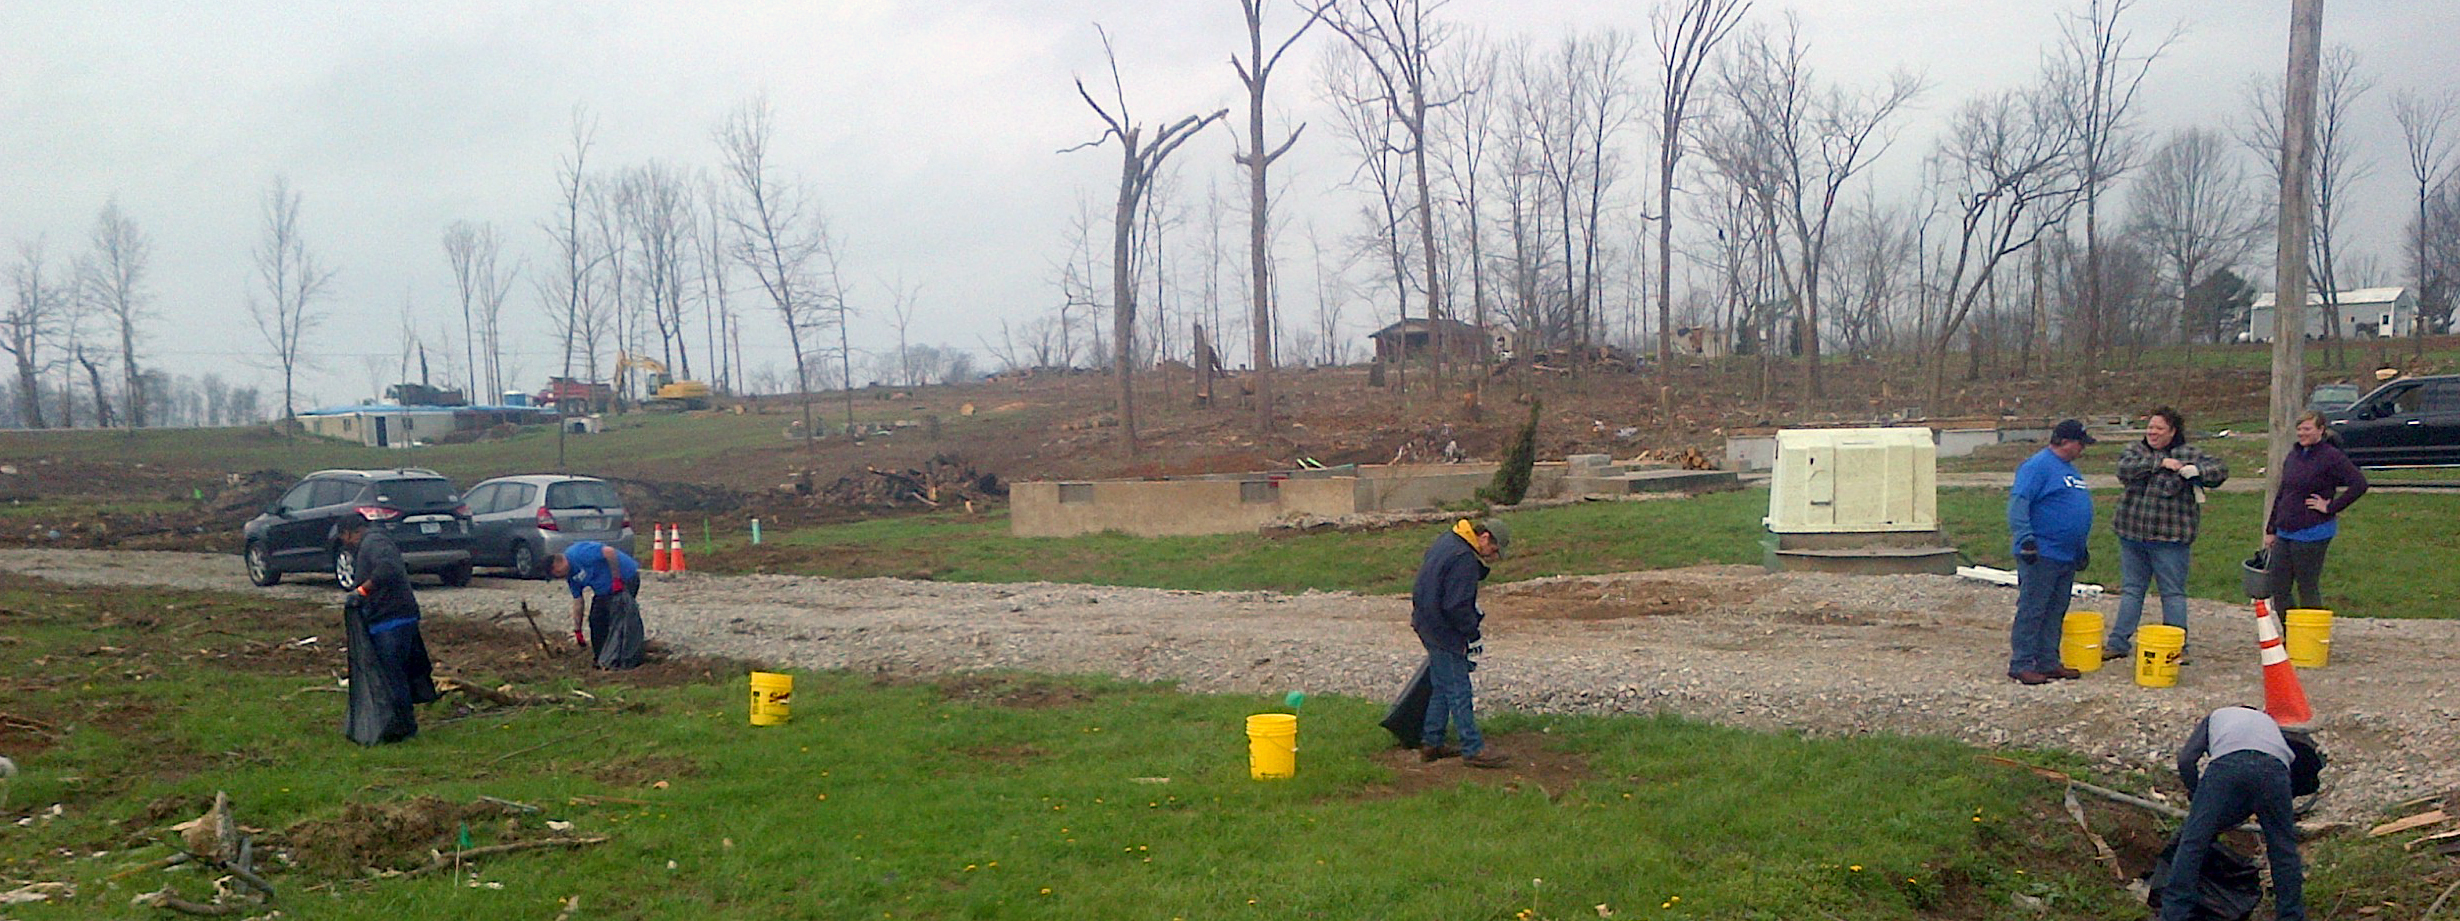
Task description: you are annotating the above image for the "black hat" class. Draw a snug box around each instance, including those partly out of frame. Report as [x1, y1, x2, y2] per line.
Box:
[2052, 419, 2097, 445]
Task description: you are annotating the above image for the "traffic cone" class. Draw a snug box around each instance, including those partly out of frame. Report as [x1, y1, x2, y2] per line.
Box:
[650, 523, 671, 573]
[2252, 598, 2314, 727]
[667, 523, 688, 572]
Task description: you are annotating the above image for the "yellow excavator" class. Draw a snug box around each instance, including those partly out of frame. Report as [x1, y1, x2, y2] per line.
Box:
[613, 352, 713, 411]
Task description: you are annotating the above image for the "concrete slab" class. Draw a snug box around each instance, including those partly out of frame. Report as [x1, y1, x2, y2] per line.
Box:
[1769, 546, 1961, 576]
[1561, 469, 1740, 495]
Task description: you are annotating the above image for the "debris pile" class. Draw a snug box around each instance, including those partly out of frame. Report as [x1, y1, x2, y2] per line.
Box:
[817, 454, 1004, 509]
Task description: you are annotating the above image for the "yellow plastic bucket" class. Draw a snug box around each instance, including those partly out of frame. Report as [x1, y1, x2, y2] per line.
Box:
[2284, 609, 2333, 668]
[1245, 713, 1297, 780]
[2060, 610, 2105, 673]
[2133, 625, 2186, 688]
[749, 671, 793, 726]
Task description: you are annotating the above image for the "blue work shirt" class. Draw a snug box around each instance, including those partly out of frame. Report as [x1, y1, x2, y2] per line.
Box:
[2009, 447, 2093, 562]
[563, 540, 641, 598]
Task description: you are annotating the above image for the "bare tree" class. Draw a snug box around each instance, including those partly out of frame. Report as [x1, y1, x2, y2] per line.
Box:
[1651, 0, 1750, 365]
[2126, 127, 2262, 347]
[1232, 0, 1331, 429]
[1332, 0, 1455, 379]
[544, 108, 611, 466]
[76, 201, 152, 427]
[695, 172, 738, 392]
[715, 93, 835, 446]
[444, 220, 519, 401]
[3, 239, 69, 428]
[1923, 81, 2085, 407]
[883, 274, 924, 388]
[1434, 32, 1503, 374]
[247, 176, 335, 432]
[2053, 0, 2177, 382]
[1065, 26, 1227, 455]
[2242, 45, 2374, 366]
[1322, 39, 1417, 389]
[622, 161, 698, 379]
[2395, 89, 2459, 353]
[1708, 15, 1922, 399]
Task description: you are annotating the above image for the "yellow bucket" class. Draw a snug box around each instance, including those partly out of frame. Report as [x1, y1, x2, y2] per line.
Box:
[2060, 610, 2105, 673]
[749, 671, 793, 726]
[2284, 609, 2333, 668]
[1245, 713, 1297, 780]
[2134, 625, 2186, 688]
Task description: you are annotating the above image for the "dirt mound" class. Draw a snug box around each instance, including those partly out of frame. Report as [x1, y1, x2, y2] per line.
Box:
[280, 796, 518, 874]
[816, 453, 1004, 509]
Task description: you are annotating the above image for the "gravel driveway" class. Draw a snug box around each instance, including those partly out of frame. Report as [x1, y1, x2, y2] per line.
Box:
[3, 547, 2451, 824]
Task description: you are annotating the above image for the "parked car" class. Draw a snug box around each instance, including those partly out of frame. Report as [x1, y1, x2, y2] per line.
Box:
[2327, 374, 2460, 466]
[243, 468, 475, 588]
[2306, 382, 2363, 414]
[461, 474, 636, 578]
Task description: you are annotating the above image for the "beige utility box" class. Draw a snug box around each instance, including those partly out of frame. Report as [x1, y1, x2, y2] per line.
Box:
[1766, 427, 1937, 533]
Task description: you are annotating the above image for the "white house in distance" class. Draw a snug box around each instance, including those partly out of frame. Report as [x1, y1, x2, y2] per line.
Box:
[2247, 286, 2418, 341]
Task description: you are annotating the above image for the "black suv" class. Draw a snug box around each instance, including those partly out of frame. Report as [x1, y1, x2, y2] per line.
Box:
[242, 468, 476, 588]
[2328, 374, 2460, 466]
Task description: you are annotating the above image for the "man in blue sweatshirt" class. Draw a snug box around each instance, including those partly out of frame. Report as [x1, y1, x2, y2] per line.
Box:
[2007, 419, 2096, 685]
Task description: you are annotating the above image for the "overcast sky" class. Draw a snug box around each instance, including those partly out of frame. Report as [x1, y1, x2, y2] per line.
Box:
[6, 1, 2451, 412]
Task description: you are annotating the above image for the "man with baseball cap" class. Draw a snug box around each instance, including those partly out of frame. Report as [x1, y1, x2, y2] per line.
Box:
[2006, 419, 2096, 685]
[1411, 517, 1510, 767]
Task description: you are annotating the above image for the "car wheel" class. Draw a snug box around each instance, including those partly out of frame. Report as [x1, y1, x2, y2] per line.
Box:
[245, 542, 281, 586]
[442, 562, 475, 587]
[332, 548, 357, 590]
[511, 542, 538, 580]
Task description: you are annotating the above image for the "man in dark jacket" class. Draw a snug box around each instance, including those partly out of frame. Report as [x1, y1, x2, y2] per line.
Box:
[1411, 518, 1509, 768]
[2161, 706, 2321, 921]
[339, 515, 438, 745]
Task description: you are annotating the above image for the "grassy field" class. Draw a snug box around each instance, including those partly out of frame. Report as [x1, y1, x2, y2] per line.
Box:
[703, 485, 2459, 620]
[9, 574, 2446, 919]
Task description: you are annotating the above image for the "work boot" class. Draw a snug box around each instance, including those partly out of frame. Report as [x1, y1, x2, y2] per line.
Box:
[1418, 744, 1461, 763]
[2101, 647, 2130, 661]
[2048, 665, 2083, 680]
[1462, 750, 1509, 769]
[2008, 670, 2052, 686]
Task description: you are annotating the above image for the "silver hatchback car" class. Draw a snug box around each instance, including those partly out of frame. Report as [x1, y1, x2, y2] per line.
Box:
[461, 475, 637, 579]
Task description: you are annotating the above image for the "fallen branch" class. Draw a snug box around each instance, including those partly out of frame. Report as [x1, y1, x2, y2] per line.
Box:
[1977, 754, 2342, 840]
[435, 676, 551, 708]
[2063, 787, 2130, 883]
[391, 835, 611, 878]
[476, 795, 541, 814]
[2427, 875, 2460, 920]
[131, 886, 238, 916]
[487, 727, 606, 766]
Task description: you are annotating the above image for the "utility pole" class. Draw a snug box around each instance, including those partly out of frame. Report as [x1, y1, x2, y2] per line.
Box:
[2264, 0, 2322, 539]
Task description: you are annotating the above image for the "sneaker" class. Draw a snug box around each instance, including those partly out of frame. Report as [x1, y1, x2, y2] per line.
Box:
[2101, 648, 2130, 661]
[1418, 745, 1461, 763]
[1462, 750, 1510, 769]
[2009, 670, 2052, 686]
[2048, 665, 2083, 680]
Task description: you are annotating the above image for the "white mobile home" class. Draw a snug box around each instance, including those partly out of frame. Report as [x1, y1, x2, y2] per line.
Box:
[2247, 286, 2418, 341]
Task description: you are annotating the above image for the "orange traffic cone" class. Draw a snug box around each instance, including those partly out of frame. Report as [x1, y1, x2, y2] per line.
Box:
[668, 523, 688, 572]
[2252, 598, 2314, 727]
[650, 523, 671, 573]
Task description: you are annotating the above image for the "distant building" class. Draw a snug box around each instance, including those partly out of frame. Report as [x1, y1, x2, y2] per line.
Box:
[297, 405, 461, 448]
[2247, 286, 2418, 341]
[1368, 318, 1488, 364]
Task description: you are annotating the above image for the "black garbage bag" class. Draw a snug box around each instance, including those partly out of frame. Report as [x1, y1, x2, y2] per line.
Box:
[2145, 835, 2263, 921]
[1378, 659, 1432, 747]
[594, 589, 645, 670]
[342, 596, 419, 746]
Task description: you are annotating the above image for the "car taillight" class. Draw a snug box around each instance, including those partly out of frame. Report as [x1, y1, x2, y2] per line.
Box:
[536, 506, 559, 531]
[355, 506, 403, 521]
[454, 504, 472, 518]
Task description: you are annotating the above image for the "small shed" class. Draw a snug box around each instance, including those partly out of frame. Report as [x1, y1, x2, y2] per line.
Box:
[1369, 318, 1488, 364]
[2248, 286, 2418, 341]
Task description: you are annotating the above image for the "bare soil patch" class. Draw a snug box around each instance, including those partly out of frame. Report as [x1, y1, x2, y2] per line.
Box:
[278, 795, 522, 874]
[930, 674, 1098, 709]
[1360, 731, 1597, 800]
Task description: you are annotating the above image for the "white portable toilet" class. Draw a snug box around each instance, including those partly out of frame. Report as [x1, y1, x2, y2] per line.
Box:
[1765, 427, 1955, 575]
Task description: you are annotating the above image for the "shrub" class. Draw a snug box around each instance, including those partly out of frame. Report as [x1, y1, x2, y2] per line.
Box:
[1476, 400, 1541, 506]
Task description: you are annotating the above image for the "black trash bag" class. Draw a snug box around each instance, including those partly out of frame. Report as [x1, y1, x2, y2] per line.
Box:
[342, 596, 419, 746]
[2144, 835, 2263, 921]
[594, 589, 645, 670]
[2284, 732, 2327, 797]
[1379, 659, 1432, 748]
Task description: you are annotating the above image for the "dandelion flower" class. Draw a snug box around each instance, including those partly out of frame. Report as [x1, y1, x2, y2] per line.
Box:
[1849, 865, 1862, 872]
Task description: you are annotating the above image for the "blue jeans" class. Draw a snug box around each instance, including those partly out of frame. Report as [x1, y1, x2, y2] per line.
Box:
[2108, 538, 2192, 654]
[2010, 556, 2076, 675]
[1419, 647, 1483, 756]
[2162, 751, 2303, 921]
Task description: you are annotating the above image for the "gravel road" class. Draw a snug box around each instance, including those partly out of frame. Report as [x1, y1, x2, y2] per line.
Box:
[4, 547, 2451, 824]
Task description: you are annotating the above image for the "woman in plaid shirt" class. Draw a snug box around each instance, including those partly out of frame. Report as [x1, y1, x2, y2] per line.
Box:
[2105, 407, 2229, 660]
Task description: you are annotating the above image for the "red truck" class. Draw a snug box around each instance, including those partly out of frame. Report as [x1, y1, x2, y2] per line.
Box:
[536, 377, 614, 413]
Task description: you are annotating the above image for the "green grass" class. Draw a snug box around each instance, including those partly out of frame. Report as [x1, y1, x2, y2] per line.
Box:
[709, 492, 1770, 594]
[0, 576, 2161, 919]
[1938, 487, 2460, 620]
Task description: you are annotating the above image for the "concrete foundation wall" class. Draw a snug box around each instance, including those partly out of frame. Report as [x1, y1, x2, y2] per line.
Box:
[1010, 477, 1359, 537]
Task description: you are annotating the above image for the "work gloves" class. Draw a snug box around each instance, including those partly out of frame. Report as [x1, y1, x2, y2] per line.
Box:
[572, 629, 587, 648]
[2018, 539, 2039, 566]
[2178, 463, 2201, 481]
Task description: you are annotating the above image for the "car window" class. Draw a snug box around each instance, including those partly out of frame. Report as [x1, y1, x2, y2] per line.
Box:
[2425, 381, 2460, 414]
[277, 482, 316, 512]
[2388, 383, 2428, 415]
[505, 483, 537, 510]
[371, 478, 457, 507]
[545, 480, 622, 510]
[307, 479, 356, 508]
[463, 484, 500, 514]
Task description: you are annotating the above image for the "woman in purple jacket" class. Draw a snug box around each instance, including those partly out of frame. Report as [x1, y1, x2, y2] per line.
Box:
[2264, 411, 2369, 615]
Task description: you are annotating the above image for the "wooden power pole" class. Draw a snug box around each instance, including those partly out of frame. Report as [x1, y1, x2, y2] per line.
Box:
[2264, 0, 2323, 540]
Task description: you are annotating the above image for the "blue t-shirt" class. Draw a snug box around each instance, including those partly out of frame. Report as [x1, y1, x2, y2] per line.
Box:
[2277, 519, 2338, 542]
[2009, 448, 2093, 562]
[563, 540, 641, 598]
